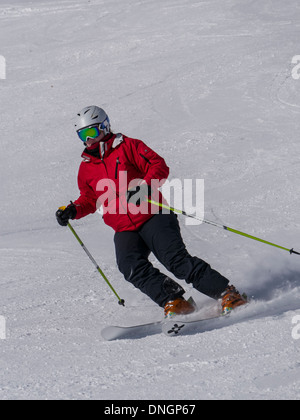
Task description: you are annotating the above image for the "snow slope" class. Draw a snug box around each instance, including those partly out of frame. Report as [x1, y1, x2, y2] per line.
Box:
[0, 0, 300, 400]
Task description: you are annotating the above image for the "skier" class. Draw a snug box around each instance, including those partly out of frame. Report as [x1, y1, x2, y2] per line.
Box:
[56, 106, 247, 317]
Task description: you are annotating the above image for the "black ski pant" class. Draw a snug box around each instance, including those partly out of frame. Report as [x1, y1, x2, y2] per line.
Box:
[114, 212, 229, 307]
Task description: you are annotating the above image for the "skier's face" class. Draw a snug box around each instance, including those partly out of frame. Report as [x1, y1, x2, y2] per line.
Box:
[85, 130, 106, 148]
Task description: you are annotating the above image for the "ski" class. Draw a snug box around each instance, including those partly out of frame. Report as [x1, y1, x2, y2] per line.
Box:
[161, 314, 225, 337]
[102, 303, 249, 341]
[101, 314, 223, 341]
[101, 320, 162, 341]
[101, 313, 221, 341]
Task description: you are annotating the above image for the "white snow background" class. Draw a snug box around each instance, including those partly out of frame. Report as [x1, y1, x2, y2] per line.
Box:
[0, 0, 300, 400]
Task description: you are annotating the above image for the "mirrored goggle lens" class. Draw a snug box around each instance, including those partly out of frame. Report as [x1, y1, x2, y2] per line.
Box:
[77, 126, 101, 142]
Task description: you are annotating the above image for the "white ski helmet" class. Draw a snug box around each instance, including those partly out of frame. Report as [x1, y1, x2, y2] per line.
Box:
[75, 106, 111, 135]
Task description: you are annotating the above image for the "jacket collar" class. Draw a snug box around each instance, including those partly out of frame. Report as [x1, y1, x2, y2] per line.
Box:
[81, 133, 124, 162]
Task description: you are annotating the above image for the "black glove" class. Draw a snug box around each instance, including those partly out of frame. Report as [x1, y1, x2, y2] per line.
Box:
[56, 203, 77, 226]
[127, 183, 151, 205]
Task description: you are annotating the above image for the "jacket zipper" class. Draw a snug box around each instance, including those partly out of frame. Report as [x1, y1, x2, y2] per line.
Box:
[115, 157, 120, 179]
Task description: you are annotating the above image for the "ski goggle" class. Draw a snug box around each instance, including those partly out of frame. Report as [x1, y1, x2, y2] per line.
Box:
[77, 125, 102, 143]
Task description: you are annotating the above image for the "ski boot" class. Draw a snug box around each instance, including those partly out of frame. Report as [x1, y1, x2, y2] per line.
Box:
[221, 285, 248, 315]
[164, 297, 196, 319]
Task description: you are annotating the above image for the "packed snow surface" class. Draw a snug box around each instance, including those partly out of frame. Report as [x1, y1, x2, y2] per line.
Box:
[0, 0, 300, 400]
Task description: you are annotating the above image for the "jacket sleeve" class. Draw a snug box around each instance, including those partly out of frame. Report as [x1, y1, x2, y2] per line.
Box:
[127, 138, 170, 185]
[73, 163, 98, 219]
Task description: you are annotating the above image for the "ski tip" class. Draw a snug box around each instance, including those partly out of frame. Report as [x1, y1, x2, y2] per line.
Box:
[101, 327, 120, 341]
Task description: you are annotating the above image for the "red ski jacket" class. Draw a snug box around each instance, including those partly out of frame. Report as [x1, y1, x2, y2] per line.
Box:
[73, 133, 170, 232]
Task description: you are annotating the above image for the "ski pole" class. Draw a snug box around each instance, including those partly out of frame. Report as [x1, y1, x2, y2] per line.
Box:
[67, 222, 125, 306]
[148, 199, 300, 256]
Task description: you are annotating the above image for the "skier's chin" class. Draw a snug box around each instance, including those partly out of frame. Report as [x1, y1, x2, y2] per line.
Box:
[86, 139, 101, 149]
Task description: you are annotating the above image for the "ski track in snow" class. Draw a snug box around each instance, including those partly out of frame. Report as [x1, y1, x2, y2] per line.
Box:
[0, 0, 300, 400]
